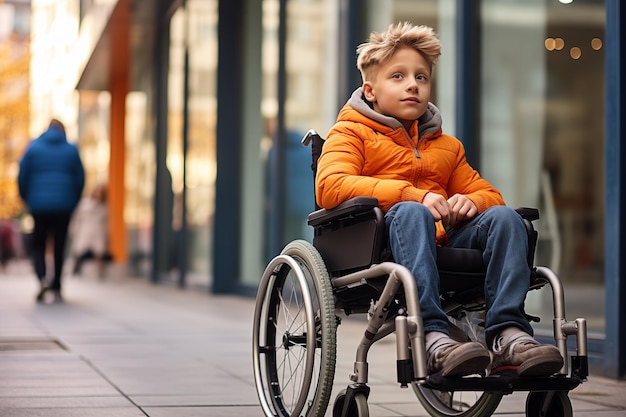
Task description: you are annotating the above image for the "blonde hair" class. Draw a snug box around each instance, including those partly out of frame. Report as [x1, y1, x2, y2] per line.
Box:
[356, 22, 441, 82]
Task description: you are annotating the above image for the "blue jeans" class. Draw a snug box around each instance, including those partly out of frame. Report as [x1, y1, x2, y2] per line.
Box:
[384, 202, 534, 346]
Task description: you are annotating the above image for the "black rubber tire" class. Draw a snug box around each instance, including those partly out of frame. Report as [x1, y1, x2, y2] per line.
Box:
[253, 240, 337, 417]
[333, 389, 370, 417]
[525, 391, 573, 417]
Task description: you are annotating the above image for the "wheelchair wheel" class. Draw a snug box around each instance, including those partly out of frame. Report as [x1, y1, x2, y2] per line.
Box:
[332, 389, 369, 417]
[525, 391, 572, 417]
[253, 240, 337, 417]
[413, 311, 503, 417]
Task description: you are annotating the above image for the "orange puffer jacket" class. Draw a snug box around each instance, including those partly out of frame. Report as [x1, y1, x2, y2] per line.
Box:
[316, 88, 505, 244]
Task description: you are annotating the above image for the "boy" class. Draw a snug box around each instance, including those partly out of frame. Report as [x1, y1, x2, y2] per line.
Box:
[315, 22, 563, 377]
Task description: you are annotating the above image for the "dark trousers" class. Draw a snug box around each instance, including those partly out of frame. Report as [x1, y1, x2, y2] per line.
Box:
[73, 249, 112, 275]
[31, 212, 72, 291]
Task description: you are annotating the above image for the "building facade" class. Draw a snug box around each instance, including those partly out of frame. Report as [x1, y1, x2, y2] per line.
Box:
[41, 0, 624, 378]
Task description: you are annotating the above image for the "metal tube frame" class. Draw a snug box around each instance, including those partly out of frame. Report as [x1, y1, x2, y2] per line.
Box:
[332, 262, 428, 384]
[535, 266, 588, 376]
[332, 264, 589, 388]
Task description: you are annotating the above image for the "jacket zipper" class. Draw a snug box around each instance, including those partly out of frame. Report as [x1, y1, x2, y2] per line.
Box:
[404, 130, 421, 158]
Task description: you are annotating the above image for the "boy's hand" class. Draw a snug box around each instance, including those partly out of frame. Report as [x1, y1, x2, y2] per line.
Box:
[447, 194, 478, 227]
[422, 192, 452, 226]
[422, 193, 477, 227]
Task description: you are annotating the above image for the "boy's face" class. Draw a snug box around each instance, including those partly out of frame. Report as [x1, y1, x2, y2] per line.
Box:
[363, 47, 432, 130]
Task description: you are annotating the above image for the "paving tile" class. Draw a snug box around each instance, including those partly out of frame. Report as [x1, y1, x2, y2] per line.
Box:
[0, 376, 107, 389]
[0, 408, 146, 417]
[131, 392, 259, 407]
[0, 396, 133, 408]
[141, 405, 262, 417]
[0, 385, 120, 397]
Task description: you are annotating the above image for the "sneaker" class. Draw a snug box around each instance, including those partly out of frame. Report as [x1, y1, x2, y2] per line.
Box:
[427, 341, 491, 377]
[36, 284, 49, 302]
[491, 334, 563, 376]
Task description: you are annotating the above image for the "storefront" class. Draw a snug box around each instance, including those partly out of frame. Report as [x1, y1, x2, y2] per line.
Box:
[75, 0, 624, 377]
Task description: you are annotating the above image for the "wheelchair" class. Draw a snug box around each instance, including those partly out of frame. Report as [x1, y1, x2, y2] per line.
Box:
[252, 130, 588, 417]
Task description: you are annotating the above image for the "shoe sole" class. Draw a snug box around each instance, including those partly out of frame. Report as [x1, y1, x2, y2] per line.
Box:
[518, 353, 564, 377]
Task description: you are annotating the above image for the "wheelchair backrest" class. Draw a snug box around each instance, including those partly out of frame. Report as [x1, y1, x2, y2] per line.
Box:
[302, 130, 389, 275]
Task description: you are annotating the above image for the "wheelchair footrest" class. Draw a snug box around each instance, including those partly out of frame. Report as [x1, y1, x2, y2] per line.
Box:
[423, 371, 583, 394]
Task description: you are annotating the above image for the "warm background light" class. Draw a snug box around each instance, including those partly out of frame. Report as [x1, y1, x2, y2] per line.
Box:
[591, 37, 603, 51]
[555, 37, 565, 50]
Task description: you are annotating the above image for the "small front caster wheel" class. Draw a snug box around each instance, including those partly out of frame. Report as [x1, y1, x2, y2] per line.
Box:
[333, 389, 369, 417]
[525, 391, 573, 417]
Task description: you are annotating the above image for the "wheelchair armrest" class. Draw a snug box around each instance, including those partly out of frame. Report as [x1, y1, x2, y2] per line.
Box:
[307, 197, 380, 227]
[308, 197, 386, 274]
[515, 207, 540, 222]
[514, 207, 540, 269]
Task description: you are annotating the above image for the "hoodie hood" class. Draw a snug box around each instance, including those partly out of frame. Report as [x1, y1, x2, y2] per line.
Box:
[38, 126, 68, 145]
[344, 87, 442, 140]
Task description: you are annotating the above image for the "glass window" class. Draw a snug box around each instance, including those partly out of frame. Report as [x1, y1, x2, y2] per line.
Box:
[77, 91, 111, 192]
[185, 0, 217, 288]
[165, 2, 218, 289]
[479, 0, 605, 335]
[125, 91, 154, 278]
[258, 0, 340, 268]
[282, 0, 341, 243]
[238, 0, 265, 285]
[164, 7, 185, 283]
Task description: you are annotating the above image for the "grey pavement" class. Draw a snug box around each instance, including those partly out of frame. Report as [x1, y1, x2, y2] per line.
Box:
[0, 261, 624, 417]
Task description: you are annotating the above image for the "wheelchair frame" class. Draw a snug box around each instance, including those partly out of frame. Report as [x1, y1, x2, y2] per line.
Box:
[252, 130, 588, 417]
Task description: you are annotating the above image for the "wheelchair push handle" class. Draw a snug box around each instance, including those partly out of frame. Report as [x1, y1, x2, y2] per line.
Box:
[301, 129, 322, 147]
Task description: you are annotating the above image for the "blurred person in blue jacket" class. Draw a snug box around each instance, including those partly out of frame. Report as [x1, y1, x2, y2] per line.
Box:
[18, 119, 85, 302]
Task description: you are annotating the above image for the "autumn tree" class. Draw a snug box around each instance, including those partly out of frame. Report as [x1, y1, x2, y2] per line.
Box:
[0, 34, 30, 219]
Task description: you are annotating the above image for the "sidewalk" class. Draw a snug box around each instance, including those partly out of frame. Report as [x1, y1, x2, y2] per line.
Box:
[0, 263, 624, 417]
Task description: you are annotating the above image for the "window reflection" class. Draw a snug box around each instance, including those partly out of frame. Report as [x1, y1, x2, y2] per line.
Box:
[165, 7, 185, 283]
[480, 0, 605, 334]
[282, 0, 339, 243]
[185, 0, 217, 287]
[125, 92, 154, 277]
[166, 1, 217, 288]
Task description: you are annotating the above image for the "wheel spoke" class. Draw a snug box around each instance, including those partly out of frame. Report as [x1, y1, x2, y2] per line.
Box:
[277, 346, 306, 395]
